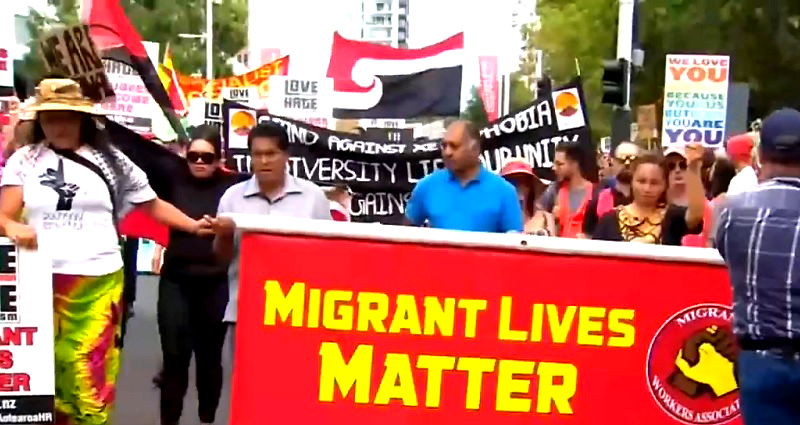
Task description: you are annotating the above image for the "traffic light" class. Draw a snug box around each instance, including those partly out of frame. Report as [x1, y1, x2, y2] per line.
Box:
[601, 58, 630, 107]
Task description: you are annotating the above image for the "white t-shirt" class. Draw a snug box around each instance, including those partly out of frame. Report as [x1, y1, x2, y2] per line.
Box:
[727, 166, 759, 197]
[1, 144, 157, 275]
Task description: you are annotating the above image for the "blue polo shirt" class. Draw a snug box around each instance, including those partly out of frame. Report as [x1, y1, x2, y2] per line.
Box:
[406, 167, 523, 233]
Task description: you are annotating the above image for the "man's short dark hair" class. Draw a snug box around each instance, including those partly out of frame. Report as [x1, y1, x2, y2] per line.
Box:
[247, 122, 290, 152]
[555, 142, 584, 163]
[462, 121, 482, 148]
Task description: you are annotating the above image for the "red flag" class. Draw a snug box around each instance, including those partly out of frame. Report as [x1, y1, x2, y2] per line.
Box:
[82, 0, 187, 140]
[478, 56, 499, 121]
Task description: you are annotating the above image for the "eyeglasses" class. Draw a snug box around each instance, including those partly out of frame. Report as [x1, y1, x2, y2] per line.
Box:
[667, 161, 688, 171]
[186, 151, 216, 165]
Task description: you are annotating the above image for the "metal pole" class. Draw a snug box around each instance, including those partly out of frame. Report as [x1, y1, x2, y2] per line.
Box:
[617, 0, 634, 109]
[206, 0, 214, 80]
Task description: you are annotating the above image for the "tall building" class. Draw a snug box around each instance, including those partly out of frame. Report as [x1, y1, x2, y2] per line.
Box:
[360, 0, 409, 48]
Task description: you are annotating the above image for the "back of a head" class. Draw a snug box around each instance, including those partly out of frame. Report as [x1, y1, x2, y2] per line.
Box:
[726, 134, 754, 164]
[247, 122, 290, 151]
[759, 108, 800, 165]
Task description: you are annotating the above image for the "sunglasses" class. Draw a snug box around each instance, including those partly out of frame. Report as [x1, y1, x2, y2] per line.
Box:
[186, 151, 216, 165]
[667, 160, 688, 171]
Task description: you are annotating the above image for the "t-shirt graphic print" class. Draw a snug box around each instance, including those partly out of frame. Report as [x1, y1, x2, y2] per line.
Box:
[39, 159, 80, 211]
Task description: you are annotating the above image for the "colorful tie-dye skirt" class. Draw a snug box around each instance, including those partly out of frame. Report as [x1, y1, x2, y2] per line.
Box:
[52, 270, 124, 425]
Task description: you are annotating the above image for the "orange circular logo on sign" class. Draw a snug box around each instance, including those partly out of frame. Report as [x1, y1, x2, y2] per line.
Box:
[646, 304, 740, 424]
[231, 110, 256, 136]
[554, 92, 580, 117]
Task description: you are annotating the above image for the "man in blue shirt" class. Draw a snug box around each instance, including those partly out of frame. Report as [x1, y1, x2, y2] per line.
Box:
[405, 120, 523, 233]
[717, 108, 800, 425]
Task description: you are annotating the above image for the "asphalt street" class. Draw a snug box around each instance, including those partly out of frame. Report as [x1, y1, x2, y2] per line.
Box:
[113, 275, 233, 425]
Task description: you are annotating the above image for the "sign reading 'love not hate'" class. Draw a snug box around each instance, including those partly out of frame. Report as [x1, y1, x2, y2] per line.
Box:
[661, 54, 730, 148]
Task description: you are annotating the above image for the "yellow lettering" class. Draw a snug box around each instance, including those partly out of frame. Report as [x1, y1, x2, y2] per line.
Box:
[388, 295, 422, 335]
[608, 309, 636, 347]
[307, 288, 321, 328]
[423, 297, 456, 336]
[456, 357, 496, 410]
[458, 299, 488, 338]
[318, 342, 372, 403]
[374, 353, 418, 406]
[356, 292, 389, 332]
[323, 290, 354, 331]
[536, 362, 577, 414]
[496, 359, 535, 412]
[499, 296, 528, 341]
[576, 307, 606, 346]
[530, 303, 544, 342]
[547, 305, 576, 343]
[263, 281, 305, 327]
[416, 355, 455, 408]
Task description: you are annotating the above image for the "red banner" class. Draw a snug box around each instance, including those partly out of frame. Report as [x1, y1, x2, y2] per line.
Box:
[232, 226, 741, 425]
[478, 56, 499, 121]
[177, 56, 289, 101]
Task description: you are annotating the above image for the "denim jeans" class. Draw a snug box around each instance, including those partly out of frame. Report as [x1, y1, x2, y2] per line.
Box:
[738, 350, 800, 425]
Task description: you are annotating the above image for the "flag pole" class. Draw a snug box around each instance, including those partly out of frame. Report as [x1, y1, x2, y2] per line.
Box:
[206, 0, 214, 80]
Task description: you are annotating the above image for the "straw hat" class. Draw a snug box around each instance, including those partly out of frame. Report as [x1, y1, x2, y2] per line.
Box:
[26, 79, 104, 116]
[500, 158, 547, 194]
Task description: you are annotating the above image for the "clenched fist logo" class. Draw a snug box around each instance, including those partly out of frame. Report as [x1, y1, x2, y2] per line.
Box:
[669, 325, 738, 398]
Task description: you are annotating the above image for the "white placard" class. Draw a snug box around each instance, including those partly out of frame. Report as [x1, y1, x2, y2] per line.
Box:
[661, 54, 730, 148]
[266, 76, 333, 119]
[0, 241, 55, 423]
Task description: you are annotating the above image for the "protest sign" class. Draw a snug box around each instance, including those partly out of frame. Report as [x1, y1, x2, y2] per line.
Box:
[229, 218, 741, 425]
[178, 56, 289, 102]
[223, 80, 592, 224]
[38, 25, 114, 102]
[0, 241, 55, 424]
[662, 55, 730, 148]
[101, 59, 160, 134]
[266, 76, 333, 119]
[0, 12, 14, 91]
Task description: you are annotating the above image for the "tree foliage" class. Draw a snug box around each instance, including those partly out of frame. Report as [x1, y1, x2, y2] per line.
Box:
[20, 0, 247, 83]
[526, 0, 800, 138]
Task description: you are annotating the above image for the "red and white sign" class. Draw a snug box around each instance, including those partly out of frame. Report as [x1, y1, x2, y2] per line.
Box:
[229, 218, 741, 425]
[478, 56, 499, 121]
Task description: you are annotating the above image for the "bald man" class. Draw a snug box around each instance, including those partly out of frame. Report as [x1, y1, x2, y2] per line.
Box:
[405, 121, 523, 233]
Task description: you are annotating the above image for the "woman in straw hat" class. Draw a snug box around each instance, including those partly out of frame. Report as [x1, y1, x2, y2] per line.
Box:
[0, 78, 212, 425]
[499, 158, 555, 236]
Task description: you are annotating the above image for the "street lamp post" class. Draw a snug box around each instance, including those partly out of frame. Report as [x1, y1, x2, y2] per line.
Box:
[177, 0, 215, 80]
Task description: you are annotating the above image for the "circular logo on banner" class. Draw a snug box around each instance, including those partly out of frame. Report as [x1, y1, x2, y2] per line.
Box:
[554, 92, 579, 117]
[646, 304, 740, 424]
[231, 110, 256, 136]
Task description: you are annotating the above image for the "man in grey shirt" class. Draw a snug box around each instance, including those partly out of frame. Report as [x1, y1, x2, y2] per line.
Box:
[210, 122, 331, 360]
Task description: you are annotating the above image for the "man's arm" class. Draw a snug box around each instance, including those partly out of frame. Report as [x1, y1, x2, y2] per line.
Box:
[405, 182, 428, 226]
[500, 184, 524, 233]
[212, 190, 236, 263]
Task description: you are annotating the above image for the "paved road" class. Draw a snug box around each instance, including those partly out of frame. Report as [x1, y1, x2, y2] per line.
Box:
[113, 275, 233, 425]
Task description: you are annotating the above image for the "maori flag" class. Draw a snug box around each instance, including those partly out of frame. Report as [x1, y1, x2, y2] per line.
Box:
[81, 0, 188, 141]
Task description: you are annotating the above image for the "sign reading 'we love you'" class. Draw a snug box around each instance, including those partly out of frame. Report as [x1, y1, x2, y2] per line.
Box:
[661, 54, 730, 148]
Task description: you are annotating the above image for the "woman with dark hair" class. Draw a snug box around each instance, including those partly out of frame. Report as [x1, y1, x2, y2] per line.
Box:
[500, 158, 554, 235]
[156, 124, 246, 425]
[0, 79, 210, 425]
[592, 144, 706, 245]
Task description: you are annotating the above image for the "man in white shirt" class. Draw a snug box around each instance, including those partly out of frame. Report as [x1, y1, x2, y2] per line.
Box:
[726, 134, 759, 196]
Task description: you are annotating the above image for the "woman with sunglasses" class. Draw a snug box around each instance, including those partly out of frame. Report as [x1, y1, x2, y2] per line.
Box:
[157, 125, 246, 425]
[592, 143, 706, 245]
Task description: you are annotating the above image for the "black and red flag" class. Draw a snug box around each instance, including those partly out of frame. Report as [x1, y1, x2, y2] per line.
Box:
[326, 32, 464, 119]
[81, 0, 187, 141]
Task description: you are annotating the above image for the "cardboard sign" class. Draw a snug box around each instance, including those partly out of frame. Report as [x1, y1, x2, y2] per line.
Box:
[0, 12, 15, 89]
[222, 87, 259, 104]
[662, 55, 730, 148]
[230, 222, 741, 425]
[266, 76, 333, 119]
[0, 241, 55, 424]
[38, 25, 114, 102]
[178, 56, 289, 102]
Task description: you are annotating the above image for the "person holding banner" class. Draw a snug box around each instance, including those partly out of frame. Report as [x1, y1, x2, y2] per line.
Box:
[592, 144, 706, 245]
[405, 120, 523, 233]
[716, 108, 800, 425]
[209, 122, 331, 361]
[0, 78, 212, 425]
